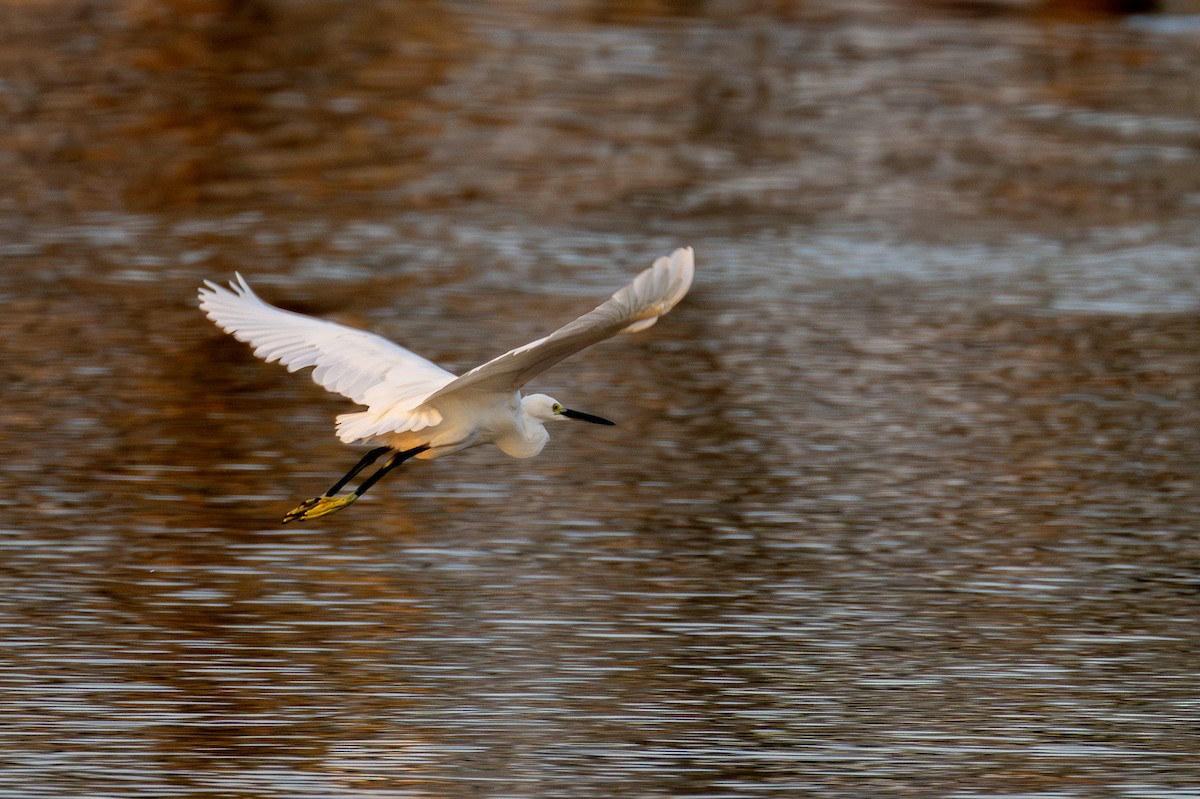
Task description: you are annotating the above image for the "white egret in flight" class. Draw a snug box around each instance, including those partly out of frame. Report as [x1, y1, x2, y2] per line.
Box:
[198, 247, 694, 522]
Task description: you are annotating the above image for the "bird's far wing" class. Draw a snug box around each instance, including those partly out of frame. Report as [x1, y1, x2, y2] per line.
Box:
[424, 246, 694, 404]
[198, 275, 456, 436]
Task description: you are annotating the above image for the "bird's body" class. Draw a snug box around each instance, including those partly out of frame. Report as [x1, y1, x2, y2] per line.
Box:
[198, 247, 694, 521]
[385, 390, 544, 460]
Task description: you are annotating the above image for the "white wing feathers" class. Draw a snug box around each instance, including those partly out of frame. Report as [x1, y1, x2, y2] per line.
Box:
[425, 246, 694, 402]
[197, 274, 454, 439]
[198, 247, 694, 444]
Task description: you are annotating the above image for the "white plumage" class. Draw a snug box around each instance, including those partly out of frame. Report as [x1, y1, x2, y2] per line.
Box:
[198, 247, 695, 521]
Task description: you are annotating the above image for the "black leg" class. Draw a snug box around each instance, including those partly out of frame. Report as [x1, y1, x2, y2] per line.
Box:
[351, 444, 431, 499]
[324, 446, 392, 497]
[282, 444, 432, 524]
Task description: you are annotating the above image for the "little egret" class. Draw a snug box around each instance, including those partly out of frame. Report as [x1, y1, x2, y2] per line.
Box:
[198, 246, 694, 522]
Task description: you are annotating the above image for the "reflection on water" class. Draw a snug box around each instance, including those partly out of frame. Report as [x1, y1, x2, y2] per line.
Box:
[1, 1, 1198, 796]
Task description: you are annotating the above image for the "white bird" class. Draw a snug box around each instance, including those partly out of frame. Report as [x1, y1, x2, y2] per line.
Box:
[198, 246, 695, 522]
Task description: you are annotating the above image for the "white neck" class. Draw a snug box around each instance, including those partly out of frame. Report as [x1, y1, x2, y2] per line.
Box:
[495, 405, 552, 459]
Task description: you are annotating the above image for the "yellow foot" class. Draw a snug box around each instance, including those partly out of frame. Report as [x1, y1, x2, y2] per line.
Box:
[282, 494, 358, 524]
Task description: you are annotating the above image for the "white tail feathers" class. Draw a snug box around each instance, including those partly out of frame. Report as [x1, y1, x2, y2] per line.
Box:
[335, 405, 443, 443]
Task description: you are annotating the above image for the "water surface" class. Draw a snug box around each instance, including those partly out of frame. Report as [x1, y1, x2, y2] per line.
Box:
[0, 1, 1197, 796]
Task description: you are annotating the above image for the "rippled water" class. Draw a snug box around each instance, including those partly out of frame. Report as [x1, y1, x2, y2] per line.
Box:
[1, 1, 1198, 796]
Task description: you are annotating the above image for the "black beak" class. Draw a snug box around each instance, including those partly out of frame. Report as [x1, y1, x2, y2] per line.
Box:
[561, 408, 615, 426]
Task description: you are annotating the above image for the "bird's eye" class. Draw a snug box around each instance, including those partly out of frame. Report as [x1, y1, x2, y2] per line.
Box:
[552, 403, 564, 413]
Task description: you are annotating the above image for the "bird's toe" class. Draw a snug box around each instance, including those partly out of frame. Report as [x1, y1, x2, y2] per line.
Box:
[282, 494, 357, 523]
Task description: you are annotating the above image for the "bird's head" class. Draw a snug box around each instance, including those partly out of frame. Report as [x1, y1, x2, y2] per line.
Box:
[522, 393, 615, 426]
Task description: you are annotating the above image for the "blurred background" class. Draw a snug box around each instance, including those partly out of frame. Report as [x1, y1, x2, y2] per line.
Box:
[1, 1, 1198, 796]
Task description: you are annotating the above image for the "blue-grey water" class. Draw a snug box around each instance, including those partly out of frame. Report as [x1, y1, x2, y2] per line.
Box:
[0, 1, 1198, 797]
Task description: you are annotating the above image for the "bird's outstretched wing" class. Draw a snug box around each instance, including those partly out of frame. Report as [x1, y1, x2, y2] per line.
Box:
[424, 246, 694, 404]
[198, 275, 455, 437]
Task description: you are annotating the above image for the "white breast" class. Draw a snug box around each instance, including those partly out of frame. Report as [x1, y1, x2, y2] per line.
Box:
[496, 421, 550, 459]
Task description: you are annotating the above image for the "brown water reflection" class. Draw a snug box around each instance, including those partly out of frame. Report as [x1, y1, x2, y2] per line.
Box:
[1, 1, 1198, 797]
